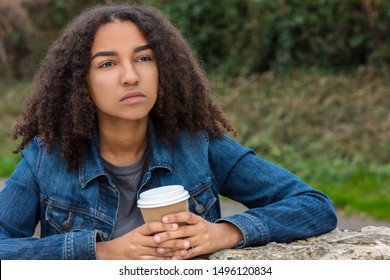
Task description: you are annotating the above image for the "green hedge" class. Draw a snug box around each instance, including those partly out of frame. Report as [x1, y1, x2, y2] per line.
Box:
[148, 0, 389, 75]
[1, 0, 388, 79]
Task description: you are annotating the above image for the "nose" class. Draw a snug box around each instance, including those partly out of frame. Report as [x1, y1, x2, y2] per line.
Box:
[120, 62, 139, 86]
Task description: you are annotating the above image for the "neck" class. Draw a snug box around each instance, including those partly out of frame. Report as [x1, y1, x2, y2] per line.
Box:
[98, 118, 148, 166]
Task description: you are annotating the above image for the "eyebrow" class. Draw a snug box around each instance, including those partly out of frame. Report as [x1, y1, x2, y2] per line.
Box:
[91, 44, 152, 61]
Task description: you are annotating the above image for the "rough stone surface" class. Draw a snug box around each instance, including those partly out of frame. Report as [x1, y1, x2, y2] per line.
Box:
[200, 226, 390, 260]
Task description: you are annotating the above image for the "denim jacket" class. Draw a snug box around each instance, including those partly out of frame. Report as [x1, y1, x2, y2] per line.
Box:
[0, 121, 337, 259]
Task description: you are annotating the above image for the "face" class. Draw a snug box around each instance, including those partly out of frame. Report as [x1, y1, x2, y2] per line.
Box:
[87, 20, 158, 125]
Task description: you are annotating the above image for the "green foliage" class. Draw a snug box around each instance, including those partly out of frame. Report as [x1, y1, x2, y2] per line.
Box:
[212, 67, 390, 164]
[146, 0, 277, 75]
[210, 68, 390, 220]
[147, 0, 389, 76]
[1, 0, 389, 79]
[0, 148, 20, 178]
[0, 80, 32, 177]
[317, 160, 390, 220]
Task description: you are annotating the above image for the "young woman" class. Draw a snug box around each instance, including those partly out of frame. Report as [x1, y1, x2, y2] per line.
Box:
[0, 4, 337, 260]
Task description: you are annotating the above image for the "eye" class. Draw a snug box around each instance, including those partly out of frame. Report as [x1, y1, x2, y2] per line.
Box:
[99, 61, 116, 68]
[136, 55, 152, 62]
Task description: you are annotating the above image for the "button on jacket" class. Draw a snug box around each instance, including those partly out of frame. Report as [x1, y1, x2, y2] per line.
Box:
[0, 121, 337, 259]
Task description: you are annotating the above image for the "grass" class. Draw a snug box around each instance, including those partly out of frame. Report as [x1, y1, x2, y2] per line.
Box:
[1, 67, 389, 220]
[252, 146, 390, 221]
[315, 162, 390, 220]
[211, 67, 390, 221]
[0, 144, 21, 177]
[0, 80, 31, 177]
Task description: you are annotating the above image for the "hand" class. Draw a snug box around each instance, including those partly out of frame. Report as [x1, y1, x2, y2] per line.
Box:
[154, 212, 243, 259]
[96, 221, 191, 260]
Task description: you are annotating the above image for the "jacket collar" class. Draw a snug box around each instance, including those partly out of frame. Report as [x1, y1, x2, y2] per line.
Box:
[145, 119, 173, 173]
[79, 118, 172, 188]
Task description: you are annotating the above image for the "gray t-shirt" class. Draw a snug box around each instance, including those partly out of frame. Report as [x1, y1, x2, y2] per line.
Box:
[102, 151, 148, 239]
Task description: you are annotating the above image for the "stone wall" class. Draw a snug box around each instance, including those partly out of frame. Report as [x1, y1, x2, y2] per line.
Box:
[201, 226, 390, 260]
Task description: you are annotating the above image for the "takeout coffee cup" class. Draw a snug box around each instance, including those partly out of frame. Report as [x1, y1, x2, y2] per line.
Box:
[137, 185, 190, 223]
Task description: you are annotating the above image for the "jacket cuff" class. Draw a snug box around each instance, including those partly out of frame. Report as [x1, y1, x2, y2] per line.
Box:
[217, 213, 270, 248]
[64, 230, 99, 260]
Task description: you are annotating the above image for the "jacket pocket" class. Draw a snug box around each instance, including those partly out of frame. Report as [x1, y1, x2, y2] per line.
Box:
[41, 199, 105, 236]
[188, 182, 219, 222]
[44, 206, 92, 236]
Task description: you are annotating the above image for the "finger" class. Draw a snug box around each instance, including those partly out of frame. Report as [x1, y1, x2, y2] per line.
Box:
[180, 244, 203, 260]
[155, 238, 191, 250]
[161, 235, 203, 260]
[167, 243, 200, 260]
[137, 221, 179, 236]
[138, 245, 186, 259]
[162, 212, 200, 225]
[153, 223, 195, 244]
[139, 253, 176, 260]
[157, 247, 189, 257]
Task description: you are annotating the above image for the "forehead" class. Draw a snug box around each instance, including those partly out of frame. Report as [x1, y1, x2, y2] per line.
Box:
[91, 20, 148, 51]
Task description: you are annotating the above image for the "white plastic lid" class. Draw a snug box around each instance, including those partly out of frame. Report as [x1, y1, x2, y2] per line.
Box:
[137, 185, 190, 208]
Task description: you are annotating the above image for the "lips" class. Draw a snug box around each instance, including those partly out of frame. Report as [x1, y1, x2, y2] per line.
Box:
[120, 91, 146, 102]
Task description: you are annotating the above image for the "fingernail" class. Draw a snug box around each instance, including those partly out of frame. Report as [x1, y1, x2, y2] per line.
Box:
[157, 248, 166, 254]
[180, 250, 187, 256]
[162, 216, 169, 223]
[154, 235, 161, 242]
[183, 241, 190, 248]
[171, 223, 178, 230]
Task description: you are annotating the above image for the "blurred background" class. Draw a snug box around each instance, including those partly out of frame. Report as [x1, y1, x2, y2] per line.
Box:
[0, 0, 389, 222]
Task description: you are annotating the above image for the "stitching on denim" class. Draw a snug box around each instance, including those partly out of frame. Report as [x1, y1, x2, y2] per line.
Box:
[34, 136, 44, 179]
[70, 233, 74, 259]
[41, 197, 115, 226]
[241, 212, 270, 244]
[219, 151, 254, 193]
[91, 231, 96, 259]
[65, 233, 71, 260]
[188, 181, 212, 197]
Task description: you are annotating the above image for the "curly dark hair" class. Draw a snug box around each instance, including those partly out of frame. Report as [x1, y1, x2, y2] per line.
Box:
[13, 4, 236, 170]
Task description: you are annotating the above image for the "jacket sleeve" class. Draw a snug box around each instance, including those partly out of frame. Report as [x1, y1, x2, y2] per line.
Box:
[0, 230, 99, 260]
[0, 139, 98, 260]
[209, 135, 337, 248]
